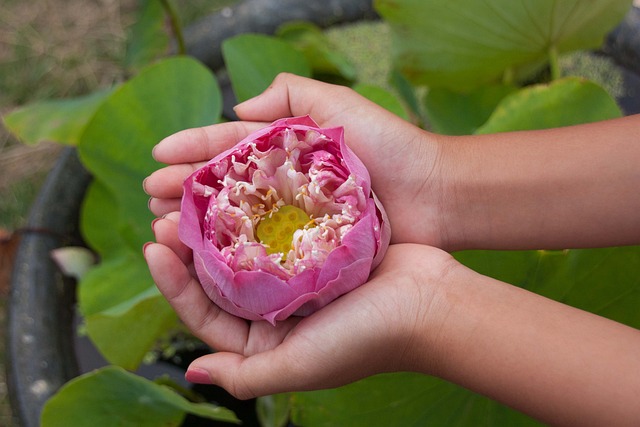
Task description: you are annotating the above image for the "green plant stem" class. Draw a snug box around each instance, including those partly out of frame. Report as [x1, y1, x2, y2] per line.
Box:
[549, 45, 561, 81]
[159, 0, 186, 55]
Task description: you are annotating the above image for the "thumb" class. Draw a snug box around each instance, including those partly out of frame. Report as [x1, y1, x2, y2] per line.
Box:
[185, 350, 306, 400]
[233, 73, 351, 124]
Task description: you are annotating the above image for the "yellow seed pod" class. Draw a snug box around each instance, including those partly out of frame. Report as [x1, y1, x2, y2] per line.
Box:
[256, 205, 312, 258]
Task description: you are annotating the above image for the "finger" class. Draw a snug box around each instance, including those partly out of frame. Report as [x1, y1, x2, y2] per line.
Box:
[185, 346, 309, 400]
[155, 213, 197, 279]
[234, 73, 360, 126]
[144, 163, 206, 199]
[144, 242, 250, 353]
[149, 197, 181, 217]
[152, 216, 191, 266]
[162, 211, 181, 223]
[153, 121, 266, 164]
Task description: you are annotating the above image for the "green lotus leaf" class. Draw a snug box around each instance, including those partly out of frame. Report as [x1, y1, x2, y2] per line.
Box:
[476, 77, 622, 134]
[2, 89, 113, 146]
[375, 0, 632, 89]
[424, 84, 516, 135]
[41, 366, 239, 426]
[222, 33, 312, 102]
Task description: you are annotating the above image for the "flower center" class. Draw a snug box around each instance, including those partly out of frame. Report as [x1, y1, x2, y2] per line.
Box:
[256, 205, 313, 258]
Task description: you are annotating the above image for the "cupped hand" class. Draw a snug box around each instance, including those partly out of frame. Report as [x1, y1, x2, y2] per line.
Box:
[144, 73, 446, 247]
[144, 213, 457, 399]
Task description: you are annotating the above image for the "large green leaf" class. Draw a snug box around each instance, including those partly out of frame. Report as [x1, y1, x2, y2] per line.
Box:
[257, 393, 292, 427]
[78, 249, 177, 369]
[85, 286, 177, 370]
[455, 247, 640, 329]
[476, 77, 622, 134]
[76, 56, 221, 368]
[222, 34, 312, 102]
[424, 84, 516, 135]
[41, 366, 239, 427]
[80, 181, 125, 260]
[292, 373, 541, 426]
[2, 89, 113, 146]
[375, 0, 632, 89]
[78, 252, 151, 317]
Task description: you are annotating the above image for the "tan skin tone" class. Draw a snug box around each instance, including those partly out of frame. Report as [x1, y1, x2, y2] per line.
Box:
[144, 73, 640, 426]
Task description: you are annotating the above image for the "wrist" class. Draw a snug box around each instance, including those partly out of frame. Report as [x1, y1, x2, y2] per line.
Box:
[385, 129, 454, 249]
[392, 246, 472, 375]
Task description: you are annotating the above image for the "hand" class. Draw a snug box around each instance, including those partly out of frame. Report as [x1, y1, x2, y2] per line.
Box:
[144, 73, 447, 247]
[143, 212, 457, 399]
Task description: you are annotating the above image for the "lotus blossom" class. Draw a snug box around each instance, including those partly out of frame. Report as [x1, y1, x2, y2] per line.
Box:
[179, 116, 390, 324]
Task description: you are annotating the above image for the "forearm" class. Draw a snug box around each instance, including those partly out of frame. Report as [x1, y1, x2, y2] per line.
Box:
[435, 114, 640, 251]
[415, 264, 640, 426]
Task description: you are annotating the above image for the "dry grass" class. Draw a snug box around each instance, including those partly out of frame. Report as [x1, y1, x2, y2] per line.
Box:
[0, 0, 137, 229]
[0, 0, 135, 104]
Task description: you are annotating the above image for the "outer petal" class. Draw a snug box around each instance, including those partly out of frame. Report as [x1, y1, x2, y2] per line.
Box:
[178, 178, 206, 251]
[270, 115, 318, 128]
[338, 132, 371, 196]
[371, 190, 391, 270]
[314, 200, 377, 291]
[291, 257, 371, 318]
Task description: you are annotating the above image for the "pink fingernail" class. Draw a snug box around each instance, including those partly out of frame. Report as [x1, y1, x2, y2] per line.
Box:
[142, 242, 153, 257]
[185, 367, 212, 384]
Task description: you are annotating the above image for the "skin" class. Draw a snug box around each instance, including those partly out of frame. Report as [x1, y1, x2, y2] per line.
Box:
[143, 73, 640, 426]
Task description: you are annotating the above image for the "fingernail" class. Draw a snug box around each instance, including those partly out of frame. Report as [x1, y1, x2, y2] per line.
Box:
[142, 242, 153, 257]
[148, 197, 153, 211]
[232, 102, 247, 113]
[142, 177, 149, 195]
[151, 218, 161, 232]
[233, 91, 264, 112]
[185, 367, 212, 384]
[152, 140, 164, 161]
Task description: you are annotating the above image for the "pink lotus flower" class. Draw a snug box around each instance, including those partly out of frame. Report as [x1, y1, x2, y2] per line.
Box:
[179, 116, 390, 324]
